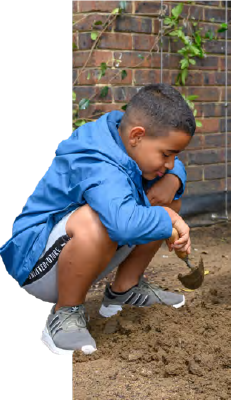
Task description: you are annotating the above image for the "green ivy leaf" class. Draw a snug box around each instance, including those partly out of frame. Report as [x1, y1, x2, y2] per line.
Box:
[196, 120, 202, 128]
[205, 29, 214, 40]
[94, 20, 103, 25]
[187, 95, 198, 101]
[121, 104, 127, 111]
[217, 23, 228, 33]
[189, 45, 200, 56]
[180, 59, 189, 69]
[181, 68, 188, 85]
[75, 119, 87, 127]
[87, 72, 91, 80]
[189, 58, 196, 65]
[164, 17, 173, 25]
[100, 86, 109, 98]
[79, 98, 90, 110]
[169, 31, 179, 36]
[91, 31, 99, 41]
[138, 54, 145, 60]
[121, 70, 127, 80]
[72, 91, 76, 101]
[100, 62, 107, 75]
[171, 3, 183, 19]
[112, 8, 120, 14]
[193, 109, 197, 117]
[175, 73, 181, 86]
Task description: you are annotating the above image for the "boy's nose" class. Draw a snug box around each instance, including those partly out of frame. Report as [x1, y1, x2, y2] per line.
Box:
[164, 156, 175, 170]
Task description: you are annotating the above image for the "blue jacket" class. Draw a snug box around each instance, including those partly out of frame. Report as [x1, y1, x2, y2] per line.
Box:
[0, 111, 186, 286]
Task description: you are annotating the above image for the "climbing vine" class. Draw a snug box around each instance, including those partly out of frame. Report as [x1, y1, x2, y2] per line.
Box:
[73, 1, 227, 130]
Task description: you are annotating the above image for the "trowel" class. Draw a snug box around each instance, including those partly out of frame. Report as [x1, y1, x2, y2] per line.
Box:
[168, 228, 204, 290]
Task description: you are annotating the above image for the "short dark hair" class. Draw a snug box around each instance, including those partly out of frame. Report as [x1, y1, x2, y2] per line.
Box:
[120, 83, 196, 137]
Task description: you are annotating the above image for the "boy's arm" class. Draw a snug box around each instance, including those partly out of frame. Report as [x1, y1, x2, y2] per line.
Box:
[82, 170, 188, 248]
[165, 156, 186, 200]
[83, 175, 172, 246]
[145, 156, 186, 206]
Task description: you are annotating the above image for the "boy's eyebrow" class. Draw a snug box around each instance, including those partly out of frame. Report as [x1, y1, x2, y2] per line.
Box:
[166, 149, 180, 154]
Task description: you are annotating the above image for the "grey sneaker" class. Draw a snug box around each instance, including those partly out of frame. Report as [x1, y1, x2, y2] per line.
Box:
[99, 276, 185, 318]
[41, 304, 97, 355]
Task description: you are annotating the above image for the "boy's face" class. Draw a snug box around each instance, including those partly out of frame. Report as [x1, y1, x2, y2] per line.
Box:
[119, 126, 191, 180]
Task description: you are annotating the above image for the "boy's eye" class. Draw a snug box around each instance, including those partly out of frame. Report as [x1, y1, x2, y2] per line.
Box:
[163, 153, 169, 158]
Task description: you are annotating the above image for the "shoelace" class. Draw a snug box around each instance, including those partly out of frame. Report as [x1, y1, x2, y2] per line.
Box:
[139, 277, 165, 304]
[59, 305, 89, 327]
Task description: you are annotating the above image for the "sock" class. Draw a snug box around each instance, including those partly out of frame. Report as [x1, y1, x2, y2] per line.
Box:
[110, 283, 138, 295]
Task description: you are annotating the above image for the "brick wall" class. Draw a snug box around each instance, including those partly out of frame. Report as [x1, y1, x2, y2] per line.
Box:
[73, 1, 231, 198]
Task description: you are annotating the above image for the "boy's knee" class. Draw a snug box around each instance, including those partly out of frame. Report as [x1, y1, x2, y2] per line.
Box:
[169, 199, 181, 213]
[65, 205, 117, 249]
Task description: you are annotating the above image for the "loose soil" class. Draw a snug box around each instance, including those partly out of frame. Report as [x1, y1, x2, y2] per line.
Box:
[73, 222, 231, 400]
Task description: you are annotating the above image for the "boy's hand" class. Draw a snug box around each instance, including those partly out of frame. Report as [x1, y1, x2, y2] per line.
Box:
[146, 174, 181, 206]
[163, 206, 191, 255]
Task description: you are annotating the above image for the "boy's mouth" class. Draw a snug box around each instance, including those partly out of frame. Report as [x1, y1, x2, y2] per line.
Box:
[156, 171, 165, 177]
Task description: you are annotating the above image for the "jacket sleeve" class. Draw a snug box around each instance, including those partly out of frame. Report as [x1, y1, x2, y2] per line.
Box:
[166, 156, 187, 200]
[83, 171, 172, 247]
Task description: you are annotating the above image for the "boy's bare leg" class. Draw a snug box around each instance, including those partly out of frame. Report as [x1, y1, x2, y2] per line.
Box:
[111, 199, 181, 293]
[55, 205, 117, 310]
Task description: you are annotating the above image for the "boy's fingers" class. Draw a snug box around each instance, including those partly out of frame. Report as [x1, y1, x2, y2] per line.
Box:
[174, 234, 190, 246]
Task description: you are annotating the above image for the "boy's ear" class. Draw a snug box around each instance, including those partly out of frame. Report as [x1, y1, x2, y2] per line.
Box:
[129, 126, 146, 146]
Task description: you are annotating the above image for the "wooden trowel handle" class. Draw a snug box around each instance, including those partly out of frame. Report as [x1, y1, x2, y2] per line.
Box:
[168, 227, 187, 260]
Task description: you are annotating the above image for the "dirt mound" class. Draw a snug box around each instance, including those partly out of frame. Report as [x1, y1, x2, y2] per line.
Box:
[73, 222, 231, 400]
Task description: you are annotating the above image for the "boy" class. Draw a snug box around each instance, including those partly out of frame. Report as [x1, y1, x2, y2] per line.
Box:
[0, 84, 194, 355]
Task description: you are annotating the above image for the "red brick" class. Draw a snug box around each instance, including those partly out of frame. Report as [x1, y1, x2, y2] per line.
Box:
[187, 134, 204, 150]
[114, 16, 152, 34]
[170, 71, 203, 86]
[73, 14, 112, 32]
[113, 52, 181, 69]
[219, 57, 231, 71]
[73, 69, 77, 84]
[204, 8, 229, 23]
[196, 103, 231, 118]
[73, 50, 113, 68]
[189, 56, 219, 71]
[203, 72, 231, 86]
[133, 34, 169, 52]
[114, 51, 153, 68]
[78, 68, 132, 85]
[196, 1, 220, 6]
[187, 179, 224, 195]
[79, 32, 132, 50]
[134, 1, 161, 15]
[114, 86, 141, 102]
[220, 118, 231, 132]
[196, 118, 220, 134]
[221, 87, 231, 102]
[186, 87, 221, 102]
[221, 0, 231, 8]
[99, 33, 132, 50]
[78, 1, 132, 13]
[73, 1, 78, 13]
[177, 152, 188, 165]
[204, 40, 231, 55]
[204, 133, 231, 148]
[78, 103, 121, 119]
[73, 85, 112, 103]
[186, 166, 203, 182]
[180, 4, 204, 20]
[134, 69, 169, 85]
[204, 164, 231, 180]
[199, 22, 231, 40]
[188, 149, 224, 165]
